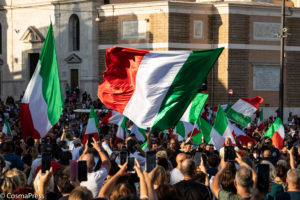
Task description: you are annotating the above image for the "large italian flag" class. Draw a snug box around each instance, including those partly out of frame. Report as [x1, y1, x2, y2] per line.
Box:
[98, 47, 223, 132]
[83, 106, 99, 144]
[264, 118, 285, 151]
[214, 105, 236, 145]
[20, 23, 64, 139]
[226, 96, 263, 127]
[195, 117, 224, 150]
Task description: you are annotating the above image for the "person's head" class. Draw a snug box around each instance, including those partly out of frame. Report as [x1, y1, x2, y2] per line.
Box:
[265, 138, 273, 149]
[181, 159, 196, 179]
[156, 184, 180, 200]
[176, 153, 187, 169]
[234, 166, 253, 192]
[224, 137, 232, 147]
[6, 168, 26, 186]
[247, 142, 254, 150]
[263, 149, 271, 158]
[110, 176, 136, 200]
[33, 171, 55, 193]
[69, 186, 93, 200]
[221, 162, 236, 188]
[287, 168, 300, 191]
[1, 173, 22, 195]
[207, 153, 220, 169]
[55, 167, 75, 194]
[1, 141, 14, 154]
[169, 138, 178, 151]
[81, 153, 95, 171]
[151, 166, 168, 187]
[275, 160, 288, 181]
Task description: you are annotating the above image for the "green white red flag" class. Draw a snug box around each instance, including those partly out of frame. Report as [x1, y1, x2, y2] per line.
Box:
[214, 105, 236, 145]
[226, 96, 263, 127]
[83, 105, 99, 144]
[174, 121, 199, 142]
[264, 118, 285, 151]
[98, 47, 223, 132]
[196, 117, 224, 150]
[20, 23, 64, 140]
[2, 117, 12, 137]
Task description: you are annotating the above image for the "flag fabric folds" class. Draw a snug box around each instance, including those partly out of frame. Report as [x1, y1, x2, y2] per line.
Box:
[214, 105, 236, 145]
[264, 118, 285, 151]
[98, 46, 223, 132]
[226, 96, 263, 127]
[180, 93, 208, 124]
[20, 23, 64, 139]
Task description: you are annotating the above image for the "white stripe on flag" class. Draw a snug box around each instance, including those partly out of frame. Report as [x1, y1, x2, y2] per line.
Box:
[123, 51, 190, 129]
[231, 99, 257, 117]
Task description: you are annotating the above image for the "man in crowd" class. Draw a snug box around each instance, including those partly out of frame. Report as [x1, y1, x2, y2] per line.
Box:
[170, 153, 187, 185]
[276, 168, 300, 200]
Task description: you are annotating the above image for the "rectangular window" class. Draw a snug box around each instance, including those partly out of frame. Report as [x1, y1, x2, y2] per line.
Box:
[122, 20, 146, 40]
[193, 20, 204, 39]
[253, 63, 280, 91]
[253, 22, 280, 41]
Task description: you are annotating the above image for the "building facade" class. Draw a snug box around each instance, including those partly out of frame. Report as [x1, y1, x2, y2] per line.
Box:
[0, 0, 300, 121]
[0, 0, 102, 100]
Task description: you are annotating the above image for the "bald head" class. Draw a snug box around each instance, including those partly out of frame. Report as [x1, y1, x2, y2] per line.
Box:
[176, 153, 187, 169]
[181, 159, 196, 178]
[287, 168, 300, 190]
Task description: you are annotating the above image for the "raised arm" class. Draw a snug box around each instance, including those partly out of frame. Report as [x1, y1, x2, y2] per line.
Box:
[92, 137, 111, 172]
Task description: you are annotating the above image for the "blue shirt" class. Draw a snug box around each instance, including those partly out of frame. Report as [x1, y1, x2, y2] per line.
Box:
[3, 154, 24, 170]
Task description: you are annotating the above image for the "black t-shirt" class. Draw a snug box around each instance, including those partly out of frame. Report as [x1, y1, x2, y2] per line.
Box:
[174, 180, 212, 200]
[276, 191, 300, 200]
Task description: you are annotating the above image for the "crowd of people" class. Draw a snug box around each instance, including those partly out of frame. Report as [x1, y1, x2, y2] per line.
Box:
[0, 89, 300, 200]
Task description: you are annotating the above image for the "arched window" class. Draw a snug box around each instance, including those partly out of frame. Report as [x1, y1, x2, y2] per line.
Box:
[0, 23, 2, 54]
[69, 14, 80, 51]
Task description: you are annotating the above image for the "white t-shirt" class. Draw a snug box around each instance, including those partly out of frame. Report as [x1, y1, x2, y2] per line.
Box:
[80, 167, 108, 198]
[170, 168, 184, 185]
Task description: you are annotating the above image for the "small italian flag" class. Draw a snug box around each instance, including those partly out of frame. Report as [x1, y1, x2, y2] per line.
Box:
[214, 105, 236, 145]
[20, 23, 64, 139]
[116, 116, 129, 144]
[98, 47, 223, 132]
[264, 118, 285, 151]
[131, 124, 146, 142]
[2, 117, 12, 137]
[257, 108, 264, 130]
[83, 106, 99, 144]
[196, 117, 224, 150]
[99, 110, 124, 127]
[226, 96, 263, 127]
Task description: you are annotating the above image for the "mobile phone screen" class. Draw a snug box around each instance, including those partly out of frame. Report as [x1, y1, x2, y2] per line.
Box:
[194, 152, 202, 166]
[127, 157, 135, 172]
[69, 160, 77, 181]
[224, 146, 236, 162]
[77, 161, 88, 182]
[120, 151, 127, 165]
[42, 153, 51, 174]
[88, 135, 94, 148]
[146, 151, 156, 172]
[257, 164, 269, 192]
